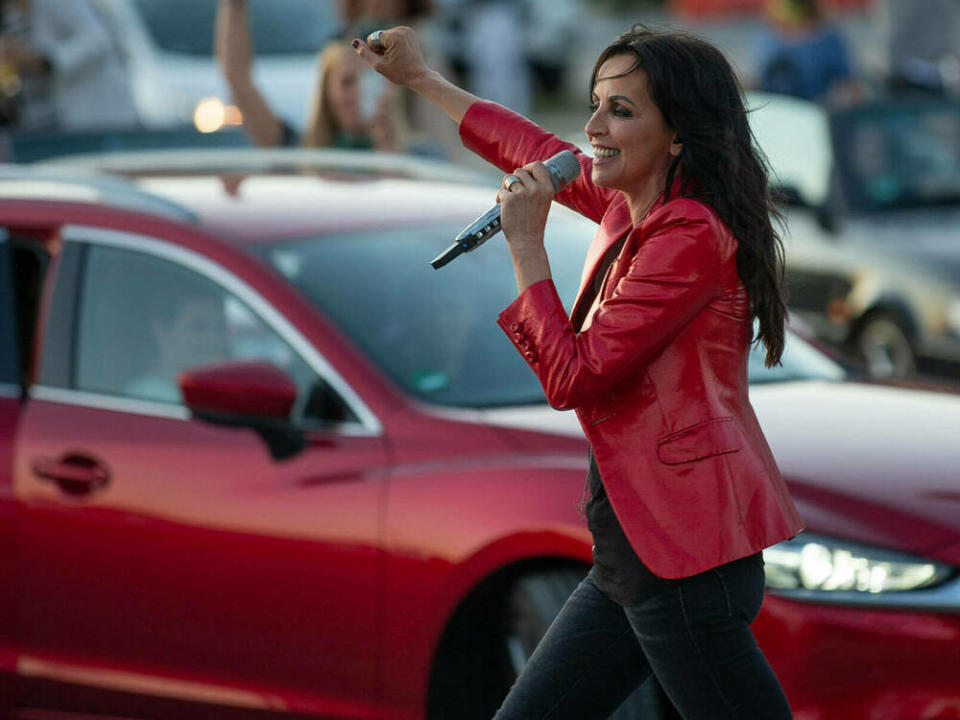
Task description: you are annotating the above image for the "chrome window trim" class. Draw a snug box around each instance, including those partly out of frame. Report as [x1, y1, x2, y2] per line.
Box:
[54, 225, 382, 436]
[0, 382, 20, 398]
[28, 385, 376, 436]
[30, 386, 191, 420]
[766, 572, 960, 613]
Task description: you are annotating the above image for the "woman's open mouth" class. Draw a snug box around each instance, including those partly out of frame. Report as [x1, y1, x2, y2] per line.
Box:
[592, 146, 620, 165]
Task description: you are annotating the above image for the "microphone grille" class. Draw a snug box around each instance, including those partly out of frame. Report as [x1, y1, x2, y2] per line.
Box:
[546, 150, 582, 192]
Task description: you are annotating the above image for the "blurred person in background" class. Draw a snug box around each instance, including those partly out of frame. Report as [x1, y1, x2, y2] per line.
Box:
[878, 0, 960, 96]
[0, 0, 31, 127]
[353, 23, 801, 720]
[0, 0, 136, 131]
[341, 0, 460, 157]
[753, 0, 857, 103]
[461, 0, 532, 116]
[125, 283, 229, 405]
[216, 0, 400, 150]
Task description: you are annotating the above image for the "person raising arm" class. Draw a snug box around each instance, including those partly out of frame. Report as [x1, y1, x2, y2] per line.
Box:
[355, 25, 801, 720]
[216, 0, 398, 150]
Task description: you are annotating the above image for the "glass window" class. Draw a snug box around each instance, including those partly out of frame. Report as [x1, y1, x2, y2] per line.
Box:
[747, 326, 846, 384]
[836, 102, 960, 211]
[0, 233, 18, 387]
[257, 216, 845, 407]
[133, 0, 340, 56]
[257, 215, 581, 408]
[74, 244, 350, 423]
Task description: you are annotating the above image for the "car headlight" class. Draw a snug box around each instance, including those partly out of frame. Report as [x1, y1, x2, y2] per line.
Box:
[764, 533, 955, 595]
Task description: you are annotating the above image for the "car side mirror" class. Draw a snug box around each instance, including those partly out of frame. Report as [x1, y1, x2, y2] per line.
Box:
[773, 184, 839, 236]
[179, 360, 306, 461]
[814, 204, 838, 235]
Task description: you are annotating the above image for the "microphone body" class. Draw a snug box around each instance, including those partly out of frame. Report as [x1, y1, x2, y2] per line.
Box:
[431, 150, 582, 269]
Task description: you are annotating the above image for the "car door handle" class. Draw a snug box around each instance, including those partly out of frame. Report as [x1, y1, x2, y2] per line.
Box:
[32, 455, 110, 495]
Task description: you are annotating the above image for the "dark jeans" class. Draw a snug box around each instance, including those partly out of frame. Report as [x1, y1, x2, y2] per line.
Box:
[493, 553, 793, 720]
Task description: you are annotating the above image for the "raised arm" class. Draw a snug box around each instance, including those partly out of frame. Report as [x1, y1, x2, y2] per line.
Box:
[352, 27, 476, 125]
[353, 27, 614, 222]
[215, 0, 284, 147]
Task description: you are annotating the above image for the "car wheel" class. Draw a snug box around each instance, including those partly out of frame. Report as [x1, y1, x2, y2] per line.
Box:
[428, 566, 680, 720]
[506, 569, 680, 720]
[853, 312, 916, 378]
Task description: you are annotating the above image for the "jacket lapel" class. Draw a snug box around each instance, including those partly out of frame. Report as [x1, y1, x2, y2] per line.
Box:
[569, 194, 633, 325]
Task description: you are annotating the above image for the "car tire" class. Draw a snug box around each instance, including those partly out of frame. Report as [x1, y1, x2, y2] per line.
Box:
[428, 567, 680, 720]
[507, 569, 680, 720]
[852, 311, 916, 378]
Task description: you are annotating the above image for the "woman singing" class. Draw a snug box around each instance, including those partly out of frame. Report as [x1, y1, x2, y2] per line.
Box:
[354, 24, 803, 719]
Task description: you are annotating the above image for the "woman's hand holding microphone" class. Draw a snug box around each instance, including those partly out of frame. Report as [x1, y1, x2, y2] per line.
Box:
[495, 164, 555, 291]
[497, 164, 556, 255]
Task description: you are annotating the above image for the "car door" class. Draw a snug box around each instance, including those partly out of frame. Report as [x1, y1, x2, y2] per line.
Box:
[14, 225, 388, 718]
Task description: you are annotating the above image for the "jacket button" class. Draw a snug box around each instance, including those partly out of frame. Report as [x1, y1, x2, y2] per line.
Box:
[514, 332, 525, 342]
[524, 351, 537, 362]
[510, 322, 521, 332]
[522, 342, 533, 351]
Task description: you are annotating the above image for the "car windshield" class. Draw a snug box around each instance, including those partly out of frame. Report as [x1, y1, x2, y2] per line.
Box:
[258, 218, 845, 407]
[834, 101, 960, 212]
[133, 0, 338, 56]
[747, 328, 846, 384]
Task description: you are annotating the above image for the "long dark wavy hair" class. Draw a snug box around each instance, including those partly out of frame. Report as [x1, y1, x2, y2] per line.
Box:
[591, 25, 787, 366]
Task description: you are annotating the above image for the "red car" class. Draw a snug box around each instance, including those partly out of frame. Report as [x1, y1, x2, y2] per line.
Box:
[0, 151, 957, 720]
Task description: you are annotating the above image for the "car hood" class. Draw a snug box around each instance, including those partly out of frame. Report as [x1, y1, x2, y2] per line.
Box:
[477, 381, 960, 556]
[843, 209, 960, 281]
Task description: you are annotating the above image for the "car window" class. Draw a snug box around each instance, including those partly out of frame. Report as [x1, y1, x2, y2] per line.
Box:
[259, 216, 591, 408]
[73, 243, 345, 423]
[0, 232, 18, 389]
[258, 215, 845, 408]
[834, 102, 960, 211]
[133, 0, 339, 56]
[747, 329, 846, 384]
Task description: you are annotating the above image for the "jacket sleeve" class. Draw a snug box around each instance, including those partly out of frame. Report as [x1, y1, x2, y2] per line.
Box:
[497, 202, 727, 410]
[459, 100, 616, 224]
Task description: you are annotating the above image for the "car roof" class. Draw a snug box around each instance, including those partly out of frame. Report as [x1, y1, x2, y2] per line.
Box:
[0, 164, 197, 222]
[24, 148, 504, 245]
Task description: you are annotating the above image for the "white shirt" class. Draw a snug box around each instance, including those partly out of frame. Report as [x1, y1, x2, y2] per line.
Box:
[29, 0, 138, 131]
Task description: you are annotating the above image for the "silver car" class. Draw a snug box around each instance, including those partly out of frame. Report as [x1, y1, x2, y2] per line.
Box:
[749, 92, 960, 380]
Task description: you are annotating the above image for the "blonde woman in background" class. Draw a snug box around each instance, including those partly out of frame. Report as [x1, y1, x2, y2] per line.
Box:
[216, 0, 399, 151]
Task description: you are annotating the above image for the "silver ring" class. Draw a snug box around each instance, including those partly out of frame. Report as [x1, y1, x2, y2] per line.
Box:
[504, 174, 521, 191]
[369, 30, 384, 49]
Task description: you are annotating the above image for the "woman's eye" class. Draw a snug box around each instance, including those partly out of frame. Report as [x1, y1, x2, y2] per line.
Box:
[613, 105, 632, 118]
[589, 101, 599, 112]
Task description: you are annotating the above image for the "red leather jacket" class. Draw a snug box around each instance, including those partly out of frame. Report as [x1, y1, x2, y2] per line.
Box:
[460, 101, 804, 578]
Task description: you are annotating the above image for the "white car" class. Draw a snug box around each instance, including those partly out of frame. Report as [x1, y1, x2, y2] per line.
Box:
[91, 0, 340, 130]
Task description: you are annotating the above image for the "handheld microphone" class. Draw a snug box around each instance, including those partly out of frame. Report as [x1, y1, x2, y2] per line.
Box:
[430, 149, 582, 269]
